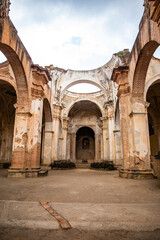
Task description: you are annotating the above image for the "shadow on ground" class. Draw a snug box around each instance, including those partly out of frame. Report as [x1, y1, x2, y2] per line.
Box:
[0, 227, 160, 240]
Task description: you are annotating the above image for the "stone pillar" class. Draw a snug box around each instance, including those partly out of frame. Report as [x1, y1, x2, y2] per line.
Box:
[8, 97, 43, 178]
[107, 103, 116, 163]
[71, 133, 76, 162]
[130, 100, 152, 170]
[95, 134, 99, 161]
[52, 104, 61, 161]
[9, 111, 31, 171]
[115, 69, 153, 179]
[29, 97, 43, 170]
[100, 132, 104, 161]
[101, 117, 109, 161]
[66, 132, 71, 160]
[114, 129, 122, 166]
[42, 122, 53, 165]
[119, 91, 132, 170]
[61, 117, 70, 160]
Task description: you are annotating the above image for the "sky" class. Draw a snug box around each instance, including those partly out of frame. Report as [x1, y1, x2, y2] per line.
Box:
[1, 0, 146, 71]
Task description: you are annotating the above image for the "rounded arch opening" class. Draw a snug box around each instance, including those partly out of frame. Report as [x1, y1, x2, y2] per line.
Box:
[68, 100, 103, 118]
[0, 79, 17, 167]
[76, 127, 95, 163]
[40, 98, 52, 165]
[0, 45, 29, 110]
[60, 80, 104, 99]
[68, 82, 101, 94]
[146, 81, 160, 156]
[132, 41, 159, 97]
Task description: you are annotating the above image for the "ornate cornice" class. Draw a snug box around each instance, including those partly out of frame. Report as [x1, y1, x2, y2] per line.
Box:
[0, 0, 10, 18]
[52, 104, 62, 119]
[31, 65, 51, 99]
[31, 83, 44, 99]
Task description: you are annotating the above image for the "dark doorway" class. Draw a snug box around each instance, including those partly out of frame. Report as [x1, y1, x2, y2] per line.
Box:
[76, 127, 95, 162]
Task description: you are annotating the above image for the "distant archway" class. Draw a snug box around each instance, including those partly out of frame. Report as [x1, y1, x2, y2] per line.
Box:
[76, 127, 95, 163]
[146, 82, 160, 156]
[0, 80, 17, 167]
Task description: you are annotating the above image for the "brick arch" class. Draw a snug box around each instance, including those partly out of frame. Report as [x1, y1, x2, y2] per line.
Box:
[0, 17, 33, 111]
[128, 1, 160, 98]
[0, 43, 29, 110]
[67, 99, 103, 118]
[132, 41, 159, 97]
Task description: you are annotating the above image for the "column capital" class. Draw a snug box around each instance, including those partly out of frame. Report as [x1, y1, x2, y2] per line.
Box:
[62, 117, 70, 130]
[0, 0, 11, 18]
[52, 104, 62, 119]
[100, 117, 108, 129]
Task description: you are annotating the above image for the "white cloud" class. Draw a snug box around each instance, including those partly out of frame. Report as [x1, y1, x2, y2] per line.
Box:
[6, 0, 144, 70]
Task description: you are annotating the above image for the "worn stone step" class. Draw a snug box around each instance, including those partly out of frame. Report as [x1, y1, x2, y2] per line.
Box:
[75, 164, 90, 169]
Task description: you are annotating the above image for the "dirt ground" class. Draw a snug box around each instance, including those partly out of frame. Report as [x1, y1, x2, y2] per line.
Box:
[1, 227, 160, 240]
[0, 169, 160, 203]
[0, 169, 160, 240]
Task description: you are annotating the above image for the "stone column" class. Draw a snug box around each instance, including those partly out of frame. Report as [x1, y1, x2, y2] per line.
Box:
[8, 91, 44, 178]
[52, 104, 61, 161]
[107, 103, 116, 163]
[61, 117, 70, 160]
[29, 97, 44, 170]
[66, 132, 71, 160]
[119, 90, 132, 170]
[113, 129, 122, 166]
[9, 111, 31, 172]
[95, 134, 99, 161]
[115, 70, 153, 179]
[100, 132, 104, 161]
[71, 133, 76, 162]
[101, 117, 109, 161]
[130, 100, 151, 170]
[42, 122, 53, 165]
[8, 100, 44, 178]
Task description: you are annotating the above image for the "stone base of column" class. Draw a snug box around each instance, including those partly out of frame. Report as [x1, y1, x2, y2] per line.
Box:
[119, 168, 154, 179]
[8, 167, 41, 178]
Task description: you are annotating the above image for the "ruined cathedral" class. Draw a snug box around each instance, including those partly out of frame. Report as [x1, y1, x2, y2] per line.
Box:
[0, 0, 160, 179]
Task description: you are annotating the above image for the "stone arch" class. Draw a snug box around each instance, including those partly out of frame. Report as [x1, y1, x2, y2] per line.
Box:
[0, 75, 18, 96]
[0, 44, 30, 110]
[0, 79, 17, 166]
[66, 99, 103, 117]
[146, 81, 160, 156]
[132, 41, 159, 97]
[60, 80, 104, 99]
[144, 76, 160, 100]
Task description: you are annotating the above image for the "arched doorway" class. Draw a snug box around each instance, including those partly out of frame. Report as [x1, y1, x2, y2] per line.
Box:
[146, 81, 160, 156]
[68, 100, 102, 162]
[40, 98, 52, 165]
[76, 127, 95, 163]
[0, 79, 17, 167]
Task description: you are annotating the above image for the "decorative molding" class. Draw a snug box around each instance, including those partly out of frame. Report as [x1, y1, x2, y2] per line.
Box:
[0, 0, 10, 18]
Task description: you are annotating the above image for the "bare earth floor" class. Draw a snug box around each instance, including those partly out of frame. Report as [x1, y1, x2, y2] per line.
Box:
[0, 169, 160, 240]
